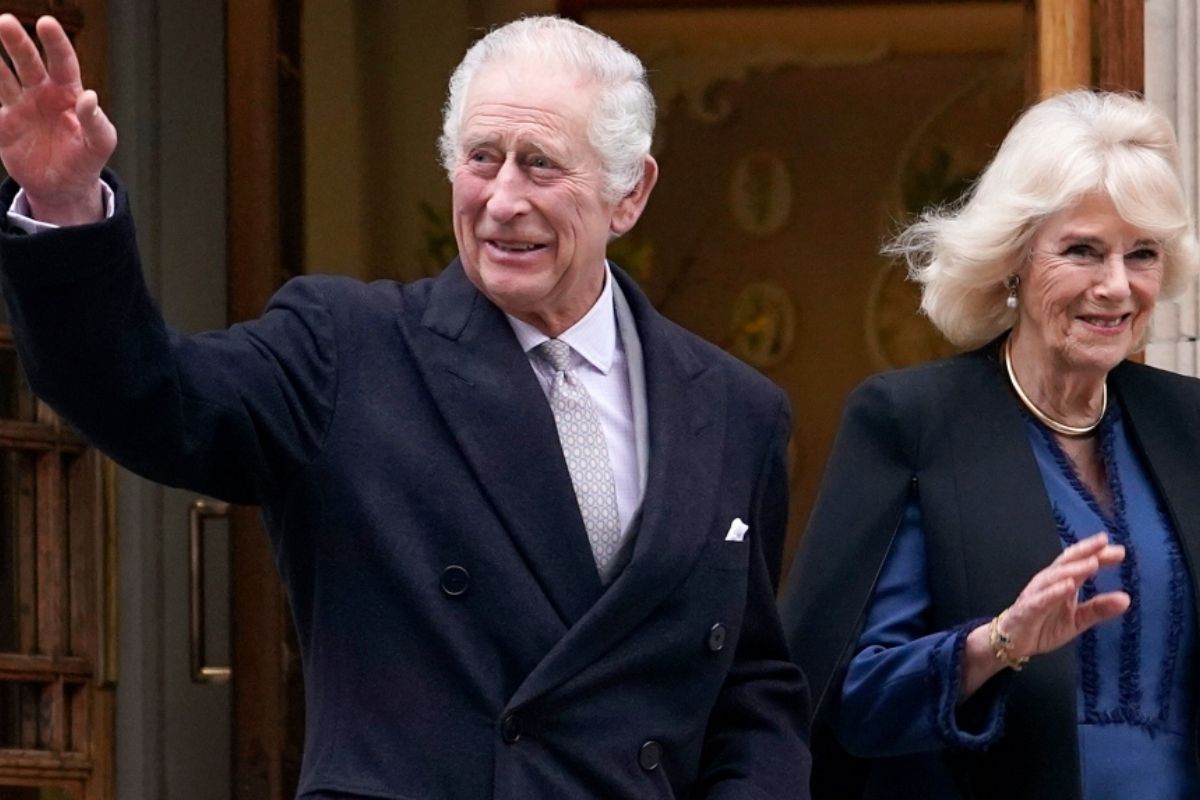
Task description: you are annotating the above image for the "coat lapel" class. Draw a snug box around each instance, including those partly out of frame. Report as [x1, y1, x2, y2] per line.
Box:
[396, 261, 603, 626]
[1112, 363, 1200, 601]
[508, 268, 727, 708]
[944, 347, 1065, 619]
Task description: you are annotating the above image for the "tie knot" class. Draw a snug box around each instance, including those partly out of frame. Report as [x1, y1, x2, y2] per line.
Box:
[536, 339, 573, 373]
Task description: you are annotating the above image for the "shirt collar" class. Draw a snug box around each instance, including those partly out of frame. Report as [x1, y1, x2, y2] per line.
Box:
[506, 264, 617, 375]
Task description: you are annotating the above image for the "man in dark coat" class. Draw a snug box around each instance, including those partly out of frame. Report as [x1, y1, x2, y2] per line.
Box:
[0, 13, 811, 799]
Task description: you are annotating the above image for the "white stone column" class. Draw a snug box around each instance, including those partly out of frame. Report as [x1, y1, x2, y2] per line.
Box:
[1145, 0, 1200, 375]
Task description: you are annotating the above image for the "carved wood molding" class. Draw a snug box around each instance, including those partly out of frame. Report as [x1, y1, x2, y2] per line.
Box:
[560, 0, 1017, 19]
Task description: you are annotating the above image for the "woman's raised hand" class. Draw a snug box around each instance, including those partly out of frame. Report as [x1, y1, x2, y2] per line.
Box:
[1002, 532, 1130, 656]
[0, 14, 116, 225]
[961, 532, 1129, 699]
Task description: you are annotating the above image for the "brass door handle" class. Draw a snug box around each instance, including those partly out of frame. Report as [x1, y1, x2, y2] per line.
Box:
[189, 499, 232, 684]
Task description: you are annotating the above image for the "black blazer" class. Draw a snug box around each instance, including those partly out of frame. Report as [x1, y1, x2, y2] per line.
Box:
[0, 175, 812, 799]
[781, 341, 1200, 800]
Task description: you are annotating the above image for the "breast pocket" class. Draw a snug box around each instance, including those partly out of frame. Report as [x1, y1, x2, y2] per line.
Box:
[708, 517, 752, 572]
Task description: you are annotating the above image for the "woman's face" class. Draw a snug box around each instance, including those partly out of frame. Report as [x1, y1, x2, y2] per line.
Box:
[1018, 193, 1164, 377]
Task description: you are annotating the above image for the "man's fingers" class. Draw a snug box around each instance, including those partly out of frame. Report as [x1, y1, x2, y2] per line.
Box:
[77, 91, 116, 159]
[36, 16, 80, 87]
[0, 15, 47, 88]
[0, 55, 20, 106]
[0, 14, 27, 102]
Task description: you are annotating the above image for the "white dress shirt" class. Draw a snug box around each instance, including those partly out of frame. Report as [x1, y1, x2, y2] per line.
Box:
[7, 183, 116, 233]
[506, 268, 642, 535]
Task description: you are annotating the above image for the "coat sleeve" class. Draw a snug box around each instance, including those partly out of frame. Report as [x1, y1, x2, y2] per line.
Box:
[699, 395, 813, 799]
[0, 174, 337, 505]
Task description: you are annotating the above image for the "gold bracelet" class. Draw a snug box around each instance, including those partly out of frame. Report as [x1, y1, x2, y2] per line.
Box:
[988, 610, 1030, 671]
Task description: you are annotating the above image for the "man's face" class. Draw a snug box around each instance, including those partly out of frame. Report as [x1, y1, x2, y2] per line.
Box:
[451, 58, 654, 336]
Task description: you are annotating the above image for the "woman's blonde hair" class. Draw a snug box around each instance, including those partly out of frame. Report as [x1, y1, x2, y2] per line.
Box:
[887, 90, 1199, 348]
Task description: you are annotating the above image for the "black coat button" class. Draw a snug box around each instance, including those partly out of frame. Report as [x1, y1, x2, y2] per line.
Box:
[501, 713, 522, 744]
[707, 623, 727, 652]
[639, 740, 662, 771]
[440, 565, 470, 596]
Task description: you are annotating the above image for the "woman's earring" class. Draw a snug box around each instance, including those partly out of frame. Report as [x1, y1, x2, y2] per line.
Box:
[1005, 274, 1020, 310]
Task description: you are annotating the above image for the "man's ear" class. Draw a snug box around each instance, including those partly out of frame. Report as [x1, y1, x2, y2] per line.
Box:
[610, 155, 658, 237]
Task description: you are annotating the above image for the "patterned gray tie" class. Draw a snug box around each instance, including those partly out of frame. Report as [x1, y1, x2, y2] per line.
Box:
[536, 339, 622, 581]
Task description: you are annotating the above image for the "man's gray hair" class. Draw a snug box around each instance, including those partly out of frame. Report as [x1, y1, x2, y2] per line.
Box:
[439, 16, 655, 202]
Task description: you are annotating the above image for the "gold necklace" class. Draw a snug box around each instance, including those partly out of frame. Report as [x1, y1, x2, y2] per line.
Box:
[1003, 336, 1106, 438]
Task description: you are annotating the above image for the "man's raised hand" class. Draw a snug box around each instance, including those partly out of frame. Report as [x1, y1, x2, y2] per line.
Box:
[0, 14, 116, 226]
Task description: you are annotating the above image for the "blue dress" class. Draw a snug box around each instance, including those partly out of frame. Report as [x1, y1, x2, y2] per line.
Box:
[838, 407, 1200, 798]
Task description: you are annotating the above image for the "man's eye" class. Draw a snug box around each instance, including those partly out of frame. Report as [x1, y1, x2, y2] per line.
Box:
[468, 150, 496, 163]
[528, 156, 554, 170]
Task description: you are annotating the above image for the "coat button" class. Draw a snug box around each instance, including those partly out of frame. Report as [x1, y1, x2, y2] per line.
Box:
[639, 740, 662, 771]
[707, 623, 727, 652]
[440, 565, 470, 596]
[501, 713, 522, 744]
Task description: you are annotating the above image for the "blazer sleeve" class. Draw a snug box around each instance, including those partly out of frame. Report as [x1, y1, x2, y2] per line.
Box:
[699, 395, 814, 799]
[0, 174, 337, 505]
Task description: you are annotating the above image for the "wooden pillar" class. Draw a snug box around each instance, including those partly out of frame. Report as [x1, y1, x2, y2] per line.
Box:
[1034, 0, 1093, 97]
[227, 2, 287, 799]
[1098, 0, 1145, 93]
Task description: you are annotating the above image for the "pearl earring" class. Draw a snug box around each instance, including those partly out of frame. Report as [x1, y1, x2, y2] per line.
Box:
[1005, 274, 1019, 310]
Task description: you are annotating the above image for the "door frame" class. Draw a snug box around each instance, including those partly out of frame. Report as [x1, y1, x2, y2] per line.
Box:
[221, 2, 1144, 797]
[226, 1, 304, 798]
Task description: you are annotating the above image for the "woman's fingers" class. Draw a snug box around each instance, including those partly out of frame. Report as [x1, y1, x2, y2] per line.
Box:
[1018, 576, 1079, 616]
[1095, 543, 1125, 568]
[1023, 534, 1108, 591]
[999, 534, 1131, 659]
[1075, 591, 1131, 631]
[1022, 544, 1122, 598]
[1056, 532, 1111, 563]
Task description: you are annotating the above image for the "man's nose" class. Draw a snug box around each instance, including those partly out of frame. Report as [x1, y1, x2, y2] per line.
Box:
[486, 158, 531, 222]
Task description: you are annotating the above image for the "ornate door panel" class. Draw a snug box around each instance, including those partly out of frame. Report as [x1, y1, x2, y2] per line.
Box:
[0, 333, 114, 800]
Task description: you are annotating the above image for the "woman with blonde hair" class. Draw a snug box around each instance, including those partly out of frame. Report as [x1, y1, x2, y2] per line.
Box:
[783, 90, 1200, 799]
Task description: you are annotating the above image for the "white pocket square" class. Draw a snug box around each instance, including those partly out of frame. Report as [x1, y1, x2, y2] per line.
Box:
[725, 517, 749, 542]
